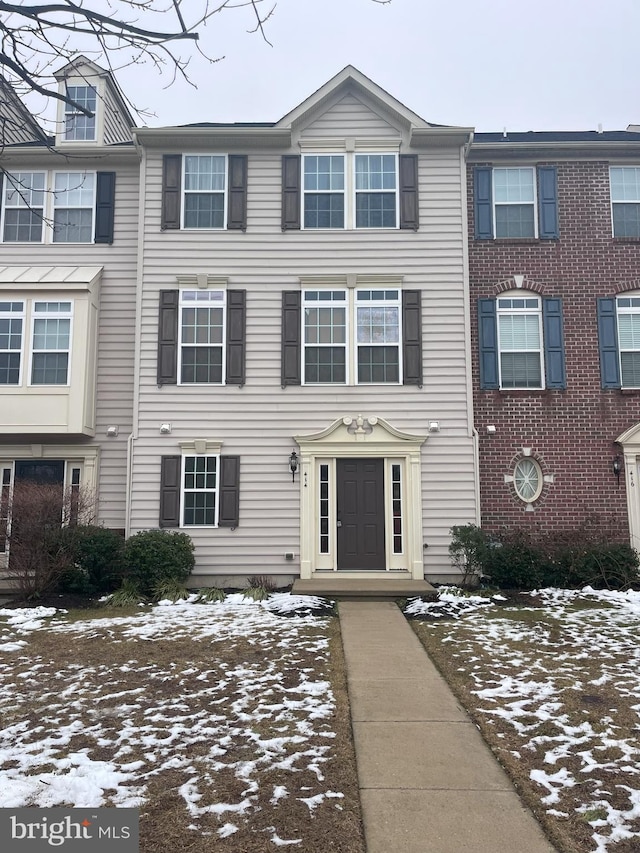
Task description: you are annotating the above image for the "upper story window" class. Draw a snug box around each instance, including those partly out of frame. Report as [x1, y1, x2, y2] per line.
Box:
[179, 289, 226, 384]
[473, 165, 558, 240]
[161, 154, 247, 232]
[282, 283, 423, 387]
[1, 171, 114, 245]
[31, 301, 72, 385]
[301, 153, 399, 229]
[478, 293, 566, 391]
[616, 296, 640, 386]
[493, 168, 536, 238]
[64, 85, 97, 141]
[497, 295, 543, 388]
[610, 167, 640, 237]
[0, 301, 24, 385]
[183, 155, 226, 229]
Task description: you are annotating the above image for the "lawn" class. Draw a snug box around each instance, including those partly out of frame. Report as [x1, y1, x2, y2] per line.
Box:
[0, 594, 365, 853]
[408, 587, 640, 853]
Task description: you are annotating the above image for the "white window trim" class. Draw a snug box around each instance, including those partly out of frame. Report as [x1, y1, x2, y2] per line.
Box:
[497, 292, 545, 390]
[0, 300, 25, 387]
[492, 166, 538, 239]
[177, 288, 227, 386]
[1, 171, 46, 245]
[616, 294, 640, 389]
[63, 84, 98, 142]
[301, 287, 402, 386]
[180, 452, 220, 528]
[181, 153, 228, 230]
[52, 171, 96, 245]
[610, 166, 640, 238]
[301, 152, 400, 231]
[1, 171, 97, 244]
[27, 300, 74, 388]
[513, 457, 543, 503]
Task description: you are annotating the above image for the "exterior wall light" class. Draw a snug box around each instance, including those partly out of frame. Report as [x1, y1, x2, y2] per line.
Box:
[612, 454, 622, 486]
[289, 450, 299, 482]
[428, 421, 440, 433]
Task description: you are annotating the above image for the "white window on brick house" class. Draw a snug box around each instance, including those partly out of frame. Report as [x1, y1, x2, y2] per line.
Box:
[493, 168, 537, 238]
[497, 294, 544, 389]
[610, 167, 640, 237]
[513, 457, 542, 503]
[616, 296, 640, 387]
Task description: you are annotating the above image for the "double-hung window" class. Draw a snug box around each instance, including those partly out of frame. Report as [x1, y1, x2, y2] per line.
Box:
[53, 172, 95, 243]
[493, 168, 537, 238]
[496, 295, 543, 389]
[303, 156, 345, 228]
[179, 290, 226, 384]
[182, 454, 218, 526]
[301, 288, 402, 384]
[301, 153, 399, 229]
[64, 85, 97, 141]
[183, 155, 226, 228]
[2, 172, 45, 242]
[30, 301, 72, 386]
[0, 301, 24, 385]
[616, 296, 640, 386]
[610, 167, 640, 237]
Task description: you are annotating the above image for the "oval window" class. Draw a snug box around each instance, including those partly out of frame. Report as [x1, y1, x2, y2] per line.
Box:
[513, 458, 542, 503]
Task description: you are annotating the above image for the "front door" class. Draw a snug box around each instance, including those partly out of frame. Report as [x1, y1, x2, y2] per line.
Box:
[336, 458, 385, 570]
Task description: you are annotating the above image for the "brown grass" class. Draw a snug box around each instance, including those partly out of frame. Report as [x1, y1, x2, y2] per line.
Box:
[0, 606, 365, 853]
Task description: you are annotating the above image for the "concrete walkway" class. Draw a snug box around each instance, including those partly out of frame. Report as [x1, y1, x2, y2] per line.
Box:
[339, 600, 557, 853]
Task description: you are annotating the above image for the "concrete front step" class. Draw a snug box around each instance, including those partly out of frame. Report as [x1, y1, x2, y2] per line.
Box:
[291, 578, 436, 599]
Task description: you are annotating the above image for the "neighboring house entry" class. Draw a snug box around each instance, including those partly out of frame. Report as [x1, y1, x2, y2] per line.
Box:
[336, 458, 385, 570]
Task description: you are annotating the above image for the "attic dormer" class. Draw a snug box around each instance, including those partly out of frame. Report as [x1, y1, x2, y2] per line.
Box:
[54, 56, 135, 147]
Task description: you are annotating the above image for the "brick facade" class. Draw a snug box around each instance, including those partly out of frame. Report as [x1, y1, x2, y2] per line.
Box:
[468, 154, 640, 539]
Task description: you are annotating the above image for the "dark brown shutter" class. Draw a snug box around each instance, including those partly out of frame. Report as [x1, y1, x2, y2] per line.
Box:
[159, 455, 181, 528]
[157, 290, 179, 385]
[281, 291, 302, 386]
[226, 289, 246, 386]
[399, 155, 419, 231]
[402, 290, 423, 386]
[161, 154, 181, 230]
[218, 455, 240, 527]
[281, 155, 301, 230]
[94, 172, 116, 243]
[227, 154, 248, 231]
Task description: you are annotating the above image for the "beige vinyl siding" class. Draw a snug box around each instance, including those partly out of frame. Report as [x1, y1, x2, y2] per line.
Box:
[0, 157, 139, 530]
[131, 137, 477, 578]
[102, 85, 133, 145]
[300, 92, 402, 138]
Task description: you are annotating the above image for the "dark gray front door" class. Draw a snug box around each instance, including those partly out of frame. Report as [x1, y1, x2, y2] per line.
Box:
[336, 458, 385, 570]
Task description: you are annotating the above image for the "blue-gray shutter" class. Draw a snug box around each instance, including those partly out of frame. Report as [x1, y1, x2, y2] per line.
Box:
[478, 299, 499, 389]
[94, 171, 116, 243]
[218, 456, 240, 527]
[159, 455, 181, 528]
[282, 156, 301, 230]
[399, 155, 419, 231]
[227, 155, 248, 231]
[537, 166, 559, 239]
[474, 167, 493, 239]
[597, 298, 621, 388]
[281, 291, 301, 386]
[542, 297, 566, 388]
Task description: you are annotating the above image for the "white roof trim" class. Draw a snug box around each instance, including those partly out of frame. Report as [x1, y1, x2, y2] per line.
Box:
[0, 266, 103, 285]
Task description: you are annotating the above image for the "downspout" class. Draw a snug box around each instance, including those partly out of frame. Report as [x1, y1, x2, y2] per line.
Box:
[125, 133, 146, 538]
[460, 131, 481, 525]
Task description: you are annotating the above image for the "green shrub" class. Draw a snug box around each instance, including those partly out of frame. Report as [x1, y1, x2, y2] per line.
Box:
[152, 578, 190, 602]
[196, 587, 227, 603]
[106, 579, 145, 608]
[56, 525, 125, 594]
[482, 529, 550, 590]
[123, 529, 195, 596]
[449, 524, 492, 585]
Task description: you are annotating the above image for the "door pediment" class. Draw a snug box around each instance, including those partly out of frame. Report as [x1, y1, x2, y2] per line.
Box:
[295, 415, 426, 452]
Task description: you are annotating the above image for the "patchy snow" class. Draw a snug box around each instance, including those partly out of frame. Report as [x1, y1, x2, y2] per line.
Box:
[418, 587, 640, 853]
[0, 593, 341, 846]
[405, 587, 501, 619]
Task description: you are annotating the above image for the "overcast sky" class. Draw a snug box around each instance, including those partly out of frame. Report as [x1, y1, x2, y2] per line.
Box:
[36, 0, 640, 132]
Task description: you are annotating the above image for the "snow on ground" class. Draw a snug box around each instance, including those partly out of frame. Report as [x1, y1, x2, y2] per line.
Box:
[409, 586, 640, 853]
[0, 594, 339, 845]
